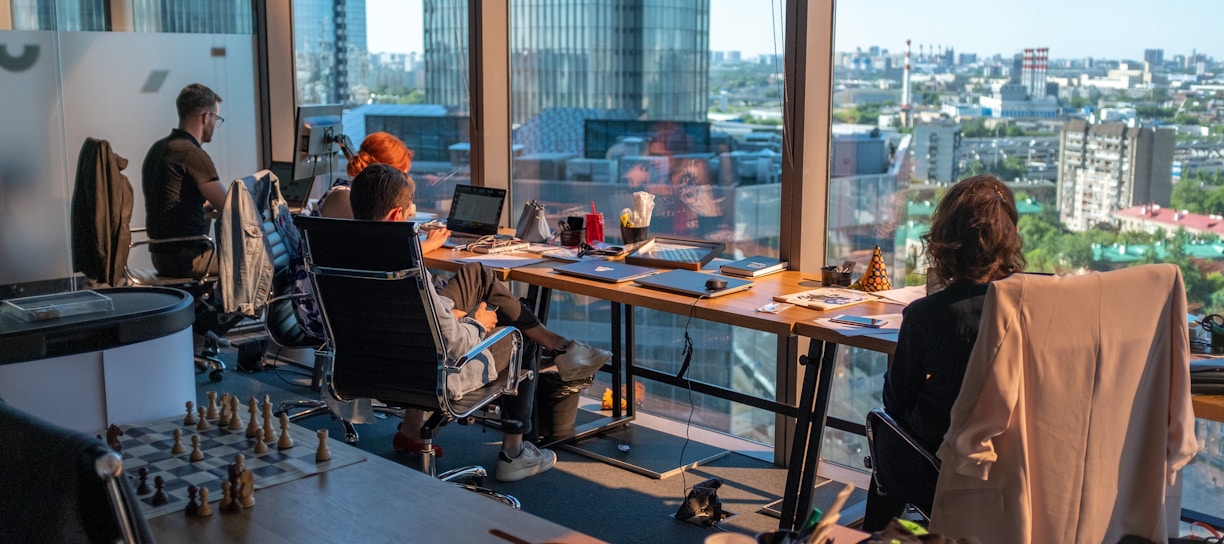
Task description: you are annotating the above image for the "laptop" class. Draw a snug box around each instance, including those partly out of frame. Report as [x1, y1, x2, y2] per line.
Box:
[442, 185, 509, 248]
[633, 270, 753, 298]
[553, 260, 660, 284]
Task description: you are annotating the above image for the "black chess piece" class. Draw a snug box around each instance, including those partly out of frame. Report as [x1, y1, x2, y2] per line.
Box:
[136, 467, 150, 495]
[151, 476, 168, 506]
[184, 485, 199, 516]
[106, 424, 124, 453]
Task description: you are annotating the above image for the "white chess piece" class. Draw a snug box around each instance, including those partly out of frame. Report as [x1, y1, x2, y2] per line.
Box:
[277, 412, 294, 450]
[171, 428, 185, 455]
[315, 429, 331, 462]
[189, 434, 204, 462]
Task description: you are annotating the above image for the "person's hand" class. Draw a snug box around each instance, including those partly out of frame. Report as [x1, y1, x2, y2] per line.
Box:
[202, 203, 220, 219]
[420, 226, 451, 254]
[471, 302, 497, 332]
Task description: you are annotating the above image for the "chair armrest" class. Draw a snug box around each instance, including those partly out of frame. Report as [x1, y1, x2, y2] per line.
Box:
[449, 326, 525, 396]
[266, 292, 311, 306]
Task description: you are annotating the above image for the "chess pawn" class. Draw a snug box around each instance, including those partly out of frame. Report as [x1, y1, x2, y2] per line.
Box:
[245, 398, 261, 437]
[196, 488, 213, 517]
[227, 398, 244, 431]
[184, 400, 197, 425]
[252, 428, 269, 454]
[315, 429, 331, 462]
[277, 413, 294, 450]
[151, 476, 168, 506]
[218, 393, 230, 423]
[189, 434, 204, 462]
[184, 485, 199, 516]
[196, 406, 210, 431]
[206, 391, 218, 420]
[171, 428, 185, 455]
[136, 467, 151, 495]
[219, 481, 234, 510]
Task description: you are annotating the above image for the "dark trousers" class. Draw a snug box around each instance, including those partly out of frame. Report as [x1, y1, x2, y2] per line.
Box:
[441, 262, 540, 436]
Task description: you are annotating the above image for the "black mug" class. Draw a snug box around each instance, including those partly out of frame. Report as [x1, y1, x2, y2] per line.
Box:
[559, 228, 585, 247]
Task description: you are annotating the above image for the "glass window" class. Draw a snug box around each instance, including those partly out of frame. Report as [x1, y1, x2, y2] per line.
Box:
[506, 0, 786, 446]
[291, 0, 470, 207]
[829, 0, 1224, 517]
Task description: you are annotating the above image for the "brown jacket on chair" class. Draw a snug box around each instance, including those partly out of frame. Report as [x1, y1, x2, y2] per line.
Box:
[930, 264, 1197, 544]
[71, 137, 133, 287]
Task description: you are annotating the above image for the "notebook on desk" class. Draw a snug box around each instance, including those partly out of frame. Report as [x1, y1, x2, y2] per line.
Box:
[633, 270, 753, 298]
[552, 260, 659, 283]
[442, 185, 508, 248]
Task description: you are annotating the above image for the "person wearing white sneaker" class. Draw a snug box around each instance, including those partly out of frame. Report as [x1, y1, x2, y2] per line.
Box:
[349, 165, 581, 476]
[496, 440, 557, 482]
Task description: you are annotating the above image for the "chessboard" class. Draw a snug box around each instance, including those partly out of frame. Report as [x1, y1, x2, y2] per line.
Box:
[117, 414, 365, 519]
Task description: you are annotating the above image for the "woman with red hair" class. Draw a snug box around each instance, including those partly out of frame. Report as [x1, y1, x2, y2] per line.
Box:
[314, 131, 414, 219]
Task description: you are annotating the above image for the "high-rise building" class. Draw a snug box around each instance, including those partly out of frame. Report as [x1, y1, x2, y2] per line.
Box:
[1021, 47, 1048, 98]
[1143, 48, 1164, 66]
[1057, 120, 1175, 232]
[293, 0, 369, 105]
[424, 0, 709, 125]
[9, 0, 108, 30]
[911, 119, 962, 184]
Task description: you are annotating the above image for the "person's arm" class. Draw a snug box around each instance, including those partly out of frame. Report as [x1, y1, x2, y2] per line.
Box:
[420, 227, 450, 254]
[319, 189, 354, 219]
[882, 304, 923, 417]
[199, 179, 227, 213]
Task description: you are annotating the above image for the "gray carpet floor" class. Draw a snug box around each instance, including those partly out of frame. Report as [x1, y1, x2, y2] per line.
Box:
[198, 348, 831, 544]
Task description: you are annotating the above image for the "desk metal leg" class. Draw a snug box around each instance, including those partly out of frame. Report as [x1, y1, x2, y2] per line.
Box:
[778, 339, 839, 531]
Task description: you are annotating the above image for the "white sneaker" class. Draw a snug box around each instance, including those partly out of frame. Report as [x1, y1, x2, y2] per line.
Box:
[495, 442, 556, 482]
[552, 341, 612, 382]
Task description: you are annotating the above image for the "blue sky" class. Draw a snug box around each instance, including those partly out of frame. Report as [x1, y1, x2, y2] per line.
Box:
[366, 0, 1219, 62]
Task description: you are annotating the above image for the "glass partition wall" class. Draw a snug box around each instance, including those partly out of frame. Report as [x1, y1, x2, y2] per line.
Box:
[0, 1, 260, 293]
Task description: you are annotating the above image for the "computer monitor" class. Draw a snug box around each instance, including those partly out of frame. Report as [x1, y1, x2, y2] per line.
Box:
[291, 105, 346, 198]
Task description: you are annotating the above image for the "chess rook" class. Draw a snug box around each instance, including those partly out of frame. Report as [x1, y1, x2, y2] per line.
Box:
[316, 429, 331, 462]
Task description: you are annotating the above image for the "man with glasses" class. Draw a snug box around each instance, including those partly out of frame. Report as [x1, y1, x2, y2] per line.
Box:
[142, 83, 227, 278]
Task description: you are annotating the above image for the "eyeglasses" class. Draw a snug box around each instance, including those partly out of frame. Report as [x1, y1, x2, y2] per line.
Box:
[207, 112, 225, 127]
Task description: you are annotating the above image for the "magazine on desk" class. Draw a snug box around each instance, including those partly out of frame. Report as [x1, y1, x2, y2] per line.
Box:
[772, 287, 878, 311]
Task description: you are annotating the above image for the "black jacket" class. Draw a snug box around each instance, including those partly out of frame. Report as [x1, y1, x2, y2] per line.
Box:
[71, 138, 133, 287]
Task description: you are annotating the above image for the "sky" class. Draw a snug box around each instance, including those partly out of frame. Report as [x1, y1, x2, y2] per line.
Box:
[366, 0, 1220, 62]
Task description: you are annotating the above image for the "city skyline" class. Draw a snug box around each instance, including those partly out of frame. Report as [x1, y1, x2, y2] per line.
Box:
[366, 0, 1220, 62]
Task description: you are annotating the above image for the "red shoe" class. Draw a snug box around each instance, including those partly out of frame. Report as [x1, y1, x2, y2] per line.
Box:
[393, 425, 444, 457]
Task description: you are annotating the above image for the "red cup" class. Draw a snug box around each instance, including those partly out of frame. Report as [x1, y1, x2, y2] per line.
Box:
[585, 212, 605, 244]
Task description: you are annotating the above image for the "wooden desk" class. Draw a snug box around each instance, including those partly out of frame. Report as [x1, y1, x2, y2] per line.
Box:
[145, 444, 604, 544]
[1194, 395, 1224, 422]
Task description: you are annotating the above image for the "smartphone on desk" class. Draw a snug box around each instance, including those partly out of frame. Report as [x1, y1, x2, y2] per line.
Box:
[829, 314, 887, 328]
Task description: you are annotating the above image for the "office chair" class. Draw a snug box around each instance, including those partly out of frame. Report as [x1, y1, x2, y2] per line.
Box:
[70, 137, 225, 381]
[863, 407, 940, 522]
[929, 264, 1197, 544]
[0, 399, 153, 544]
[296, 215, 527, 507]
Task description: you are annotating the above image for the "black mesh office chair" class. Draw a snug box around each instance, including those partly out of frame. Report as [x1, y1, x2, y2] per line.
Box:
[0, 399, 153, 544]
[864, 407, 941, 521]
[295, 216, 526, 506]
[70, 137, 225, 381]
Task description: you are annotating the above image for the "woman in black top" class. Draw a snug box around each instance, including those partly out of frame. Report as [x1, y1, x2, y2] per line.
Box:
[863, 174, 1026, 530]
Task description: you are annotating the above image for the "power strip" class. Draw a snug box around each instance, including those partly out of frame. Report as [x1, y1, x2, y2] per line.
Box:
[469, 241, 531, 254]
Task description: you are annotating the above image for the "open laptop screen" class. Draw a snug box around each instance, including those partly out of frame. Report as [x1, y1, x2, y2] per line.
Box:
[446, 185, 506, 236]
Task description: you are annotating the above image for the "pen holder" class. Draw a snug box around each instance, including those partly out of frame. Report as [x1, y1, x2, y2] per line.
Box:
[559, 228, 585, 247]
[821, 265, 852, 287]
[621, 225, 649, 244]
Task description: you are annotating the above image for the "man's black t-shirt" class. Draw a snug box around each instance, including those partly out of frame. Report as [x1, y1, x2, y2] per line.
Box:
[141, 128, 220, 256]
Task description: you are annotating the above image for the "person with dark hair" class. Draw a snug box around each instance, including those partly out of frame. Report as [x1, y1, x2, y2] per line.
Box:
[348, 164, 611, 481]
[142, 83, 227, 278]
[862, 174, 1026, 530]
[314, 131, 416, 219]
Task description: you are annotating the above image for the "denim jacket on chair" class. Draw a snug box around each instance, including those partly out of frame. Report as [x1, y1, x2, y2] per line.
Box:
[218, 170, 280, 316]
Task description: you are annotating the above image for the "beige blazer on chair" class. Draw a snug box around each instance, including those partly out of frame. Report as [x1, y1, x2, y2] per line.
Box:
[930, 264, 1197, 544]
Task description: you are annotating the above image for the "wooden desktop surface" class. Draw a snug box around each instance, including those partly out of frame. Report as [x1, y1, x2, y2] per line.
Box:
[145, 445, 604, 544]
[1194, 394, 1224, 423]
